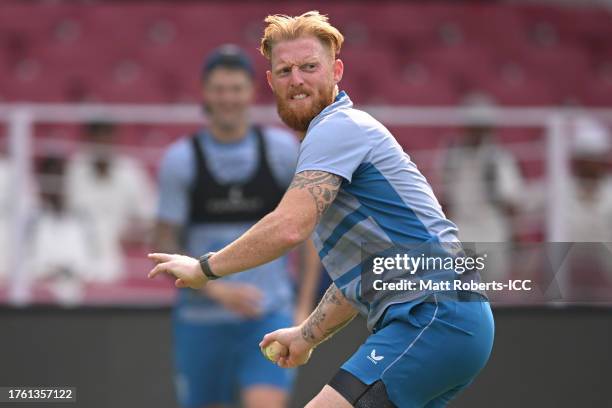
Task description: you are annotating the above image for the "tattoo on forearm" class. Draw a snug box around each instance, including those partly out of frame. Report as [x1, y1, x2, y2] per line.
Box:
[321, 316, 356, 340]
[301, 284, 354, 345]
[289, 171, 342, 222]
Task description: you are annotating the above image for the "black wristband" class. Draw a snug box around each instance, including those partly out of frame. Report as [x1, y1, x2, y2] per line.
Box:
[198, 252, 220, 280]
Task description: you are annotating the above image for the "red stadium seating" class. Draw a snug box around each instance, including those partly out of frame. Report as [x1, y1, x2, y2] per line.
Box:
[1, 3, 611, 107]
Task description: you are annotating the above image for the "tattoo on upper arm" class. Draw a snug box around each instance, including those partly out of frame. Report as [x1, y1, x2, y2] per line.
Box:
[289, 171, 342, 222]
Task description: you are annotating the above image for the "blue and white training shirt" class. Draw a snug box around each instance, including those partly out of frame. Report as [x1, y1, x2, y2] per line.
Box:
[297, 91, 479, 330]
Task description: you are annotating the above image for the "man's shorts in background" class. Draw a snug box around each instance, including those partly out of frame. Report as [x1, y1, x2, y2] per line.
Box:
[173, 312, 295, 408]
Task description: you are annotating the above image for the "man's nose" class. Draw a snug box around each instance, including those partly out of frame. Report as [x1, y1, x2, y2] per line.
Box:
[288, 66, 304, 86]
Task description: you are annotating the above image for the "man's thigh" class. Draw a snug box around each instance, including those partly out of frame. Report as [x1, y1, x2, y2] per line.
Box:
[239, 313, 294, 408]
[237, 312, 295, 392]
[173, 321, 237, 408]
[331, 295, 494, 407]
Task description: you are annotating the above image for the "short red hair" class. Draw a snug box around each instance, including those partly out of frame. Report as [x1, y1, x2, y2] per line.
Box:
[260, 11, 344, 60]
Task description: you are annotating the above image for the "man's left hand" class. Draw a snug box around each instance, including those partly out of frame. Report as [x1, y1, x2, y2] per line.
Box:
[148, 253, 207, 289]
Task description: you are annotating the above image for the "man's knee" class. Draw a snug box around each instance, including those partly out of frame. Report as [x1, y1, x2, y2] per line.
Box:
[306, 385, 352, 408]
[242, 385, 287, 408]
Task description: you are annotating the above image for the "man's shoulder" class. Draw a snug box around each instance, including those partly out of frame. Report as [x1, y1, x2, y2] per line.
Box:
[308, 107, 387, 148]
[163, 135, 196, 163]
[318, 106, 382, 132]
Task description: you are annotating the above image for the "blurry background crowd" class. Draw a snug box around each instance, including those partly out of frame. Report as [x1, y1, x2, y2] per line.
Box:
[0, 1, 611, 306]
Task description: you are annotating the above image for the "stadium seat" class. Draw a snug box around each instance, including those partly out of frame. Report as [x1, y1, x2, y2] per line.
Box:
[414, 45, 494, 91]
[381, 71, 459, 105]
[578, 76, 612, 107]
[1, 59, 65, 102]
[1, 3, 611, 107]
[466, 66, 561, 106]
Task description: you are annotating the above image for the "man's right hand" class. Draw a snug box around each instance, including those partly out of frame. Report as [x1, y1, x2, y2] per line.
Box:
[148, 253, 206, 289]
[206, 282, 264, 318]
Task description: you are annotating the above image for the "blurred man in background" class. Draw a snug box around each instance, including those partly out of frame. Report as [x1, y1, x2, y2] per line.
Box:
[0, 137, 10, 284]
[442, 103, 524, 284]
[522, 116, 612, 297]
[565, 117, 612, 294]
[566, 116, 612, 243]
[153, 45, 320, 408]
[27, 155, 95, 304]
[66, 121, 156, 283]
[442, 103, 523, 244]
[522, 116, 612, 241]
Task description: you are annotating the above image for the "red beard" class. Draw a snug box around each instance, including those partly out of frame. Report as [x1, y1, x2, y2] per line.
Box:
[274, 85, 335, 133]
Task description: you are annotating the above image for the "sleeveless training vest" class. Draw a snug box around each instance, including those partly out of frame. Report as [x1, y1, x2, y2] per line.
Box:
[188, 127, 286, 224]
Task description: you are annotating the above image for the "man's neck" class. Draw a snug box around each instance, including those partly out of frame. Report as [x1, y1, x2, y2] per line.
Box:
[208, 121, 249, 143]
[298, 87, 340, 141]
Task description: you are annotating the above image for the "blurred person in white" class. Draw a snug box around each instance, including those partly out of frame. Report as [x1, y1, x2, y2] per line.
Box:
[523, 117, 612, 293]
[442, 103, 524, 282]
[443, 104, 523, 242]
[526, 117, 612, 241]
[0, 135, 37, 287]
[66, 121, 156, 283]
[0, 139, 9, 284]
[27, 155, 95, 304]
[566, 117, 612, 290]
[566, 117, 612, 243]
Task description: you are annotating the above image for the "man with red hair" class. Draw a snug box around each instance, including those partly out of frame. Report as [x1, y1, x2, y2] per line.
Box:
[150, 12, 495, 408]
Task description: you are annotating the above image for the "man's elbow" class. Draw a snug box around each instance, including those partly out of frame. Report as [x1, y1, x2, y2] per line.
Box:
[274, 212, 314, 247]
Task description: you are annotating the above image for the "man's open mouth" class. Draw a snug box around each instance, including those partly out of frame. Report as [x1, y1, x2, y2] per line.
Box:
[290, 93, 308, 100]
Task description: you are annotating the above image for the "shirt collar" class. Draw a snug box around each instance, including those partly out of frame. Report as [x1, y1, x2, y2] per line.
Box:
[306, 90, 352, 133]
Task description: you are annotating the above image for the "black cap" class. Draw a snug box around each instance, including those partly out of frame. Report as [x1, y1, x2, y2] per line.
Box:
[202, 44, 255, 79]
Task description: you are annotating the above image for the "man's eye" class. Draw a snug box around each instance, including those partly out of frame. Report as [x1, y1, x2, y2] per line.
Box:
[303, 64, 317, 71]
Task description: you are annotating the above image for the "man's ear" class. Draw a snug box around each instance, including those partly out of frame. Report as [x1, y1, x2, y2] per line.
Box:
[333, 59, 344, 84]
[266, 70, 273, 91]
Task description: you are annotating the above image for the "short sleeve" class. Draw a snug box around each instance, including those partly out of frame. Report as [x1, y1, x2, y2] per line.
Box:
[156, 140, 194, 225]
[296, 114, 370, 182]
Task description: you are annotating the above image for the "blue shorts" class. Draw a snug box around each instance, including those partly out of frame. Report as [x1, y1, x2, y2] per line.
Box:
[173, 312, 295, 408]
[341, 293, 495, 407]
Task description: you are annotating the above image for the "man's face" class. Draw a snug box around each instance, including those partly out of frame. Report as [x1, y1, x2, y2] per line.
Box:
[87, 130, 115, 161]
[267, 36, 343, 133]
[572, 156, 609, 181]
[464, 125, 490, 146]
[203, 68, 254, 130]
